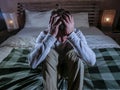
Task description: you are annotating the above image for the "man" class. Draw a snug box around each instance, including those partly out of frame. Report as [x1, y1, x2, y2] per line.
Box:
[28, 9, 96, 90]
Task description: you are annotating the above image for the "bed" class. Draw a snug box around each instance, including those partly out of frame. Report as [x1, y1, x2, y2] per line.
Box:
[0, 1, 120, 90]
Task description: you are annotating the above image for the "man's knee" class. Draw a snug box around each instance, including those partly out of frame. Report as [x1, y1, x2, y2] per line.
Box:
[43, 49, 59, 67]
[65, 49, 80, 62]
[65, 49, 84, 69]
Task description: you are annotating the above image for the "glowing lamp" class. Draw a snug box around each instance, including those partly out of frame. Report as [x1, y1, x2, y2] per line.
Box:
[9, 20, 13, 24]
[3, 13, 19, 31]
[101, 10, 116, 27]
[105, 17, 110, 22]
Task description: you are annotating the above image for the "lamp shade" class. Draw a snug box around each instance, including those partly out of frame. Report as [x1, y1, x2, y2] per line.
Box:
[101, 10, 116, 27]
[3, 12, 19, 31]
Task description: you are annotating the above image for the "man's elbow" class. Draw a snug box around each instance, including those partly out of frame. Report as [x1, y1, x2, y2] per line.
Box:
[29, 59, 38, 69]
[90, 59, 96, 66]
[30, 63, 37, 69]
[28, 55, 37, 69]
[89, 56, 96, 66]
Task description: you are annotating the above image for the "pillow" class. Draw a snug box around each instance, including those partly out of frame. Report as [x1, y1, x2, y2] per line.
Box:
[24, 10, 52, 28]
[3, 12, 19, 30]
[72, 12, 89, 28]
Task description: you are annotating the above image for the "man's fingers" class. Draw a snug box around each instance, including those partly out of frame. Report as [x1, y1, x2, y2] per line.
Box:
[53, 19, 61, 28]
[71, 16, 74, 23]
[52, 17, 60, 26]
[69, 14, 74, 22]
[64, 13, 71, 21]
[62, 14, 70, 24]
[58, 21, 62, 26]
[62, 19, 67, 25]
[50, 14, 58, 25]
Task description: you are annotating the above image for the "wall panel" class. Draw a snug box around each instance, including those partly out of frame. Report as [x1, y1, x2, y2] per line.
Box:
[0, 0, 106, 12]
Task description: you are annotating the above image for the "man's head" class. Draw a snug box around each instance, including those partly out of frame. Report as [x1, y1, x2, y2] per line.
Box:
[49, 9, 74, 43]
[51, 9, 70, 16]
[51, 9, 70, 31]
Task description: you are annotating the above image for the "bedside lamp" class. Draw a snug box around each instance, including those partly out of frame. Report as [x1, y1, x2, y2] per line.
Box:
[101, 10, 116, 31]
[3, 12, 19, 32]
[7, 19, 14, 29]
[8, 20, 14, 25]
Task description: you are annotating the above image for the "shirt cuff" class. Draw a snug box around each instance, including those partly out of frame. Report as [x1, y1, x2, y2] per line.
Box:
[67, 32, 79, 43]
[43, 33, 56, 47]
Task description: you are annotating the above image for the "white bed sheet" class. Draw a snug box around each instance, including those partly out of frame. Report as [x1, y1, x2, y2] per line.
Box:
[0, 26, 120, 63]
[78, 26, 104, 35]
[0, 27, 47, 48]
[78, 26, 120, 49]
[1, 26, 119, 48]
[86, 35, 120, 49]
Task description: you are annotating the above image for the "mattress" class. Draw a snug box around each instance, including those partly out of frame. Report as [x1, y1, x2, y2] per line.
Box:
[0, 27, 119, 63]
[1, 27, 119, 49]
[0, 26, 120, 90]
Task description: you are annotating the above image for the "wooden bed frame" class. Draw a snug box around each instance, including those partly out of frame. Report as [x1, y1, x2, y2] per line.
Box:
[17, 1, 100, 29]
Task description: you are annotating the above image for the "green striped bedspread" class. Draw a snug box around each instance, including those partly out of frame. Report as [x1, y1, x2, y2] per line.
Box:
[0, 48, 120, 90]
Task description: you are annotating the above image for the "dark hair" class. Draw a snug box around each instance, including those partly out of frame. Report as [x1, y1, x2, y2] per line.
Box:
[51, 9, 70, 16]
[51, 9, 70, 32]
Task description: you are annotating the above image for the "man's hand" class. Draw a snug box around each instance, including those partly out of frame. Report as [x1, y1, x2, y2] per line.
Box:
[49, 14, 61, 37]
[62, 14, 74, 36]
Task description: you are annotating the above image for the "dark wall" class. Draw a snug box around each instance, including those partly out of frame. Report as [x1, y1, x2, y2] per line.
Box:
[0, 0, 120, 12]
[99, 0, 120, 10]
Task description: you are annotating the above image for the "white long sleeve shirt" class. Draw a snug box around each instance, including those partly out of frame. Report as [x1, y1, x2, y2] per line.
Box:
[28, 29, 96, 69]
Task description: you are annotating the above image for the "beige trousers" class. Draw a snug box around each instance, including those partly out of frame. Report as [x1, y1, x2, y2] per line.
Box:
[42, 49, 84, 90]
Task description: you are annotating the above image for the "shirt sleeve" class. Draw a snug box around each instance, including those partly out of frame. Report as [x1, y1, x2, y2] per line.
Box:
[67, 30, 96, 66]
[28, 31, 56, 69]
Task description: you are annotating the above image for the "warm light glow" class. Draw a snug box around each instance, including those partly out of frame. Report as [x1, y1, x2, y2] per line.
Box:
[101, 10, 116, 26]
[9, 20, 13, 24]
[105, 17, 110, 22]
